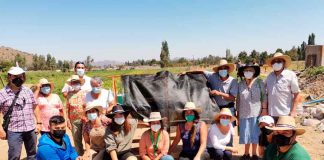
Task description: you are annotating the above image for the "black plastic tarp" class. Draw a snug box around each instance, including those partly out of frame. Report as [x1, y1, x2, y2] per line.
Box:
[121, 71, 219, 122]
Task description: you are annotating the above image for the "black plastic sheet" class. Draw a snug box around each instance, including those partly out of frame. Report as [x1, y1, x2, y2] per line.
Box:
[121, 71, 219, 122]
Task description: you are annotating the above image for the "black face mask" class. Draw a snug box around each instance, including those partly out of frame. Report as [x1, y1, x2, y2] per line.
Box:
[273, 134, 292, 146]
[261, 127, 273, 135]
[51, 130, 66, 139]
[12, 78, 24, 87]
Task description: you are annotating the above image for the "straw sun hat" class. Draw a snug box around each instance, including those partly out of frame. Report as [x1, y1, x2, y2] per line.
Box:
[212, 59, 235, 73]
[214, 108, 237, 122]
[266, 116, 305, 135]
[178, 102, 202, 114]
[266, 52, 292, 68]
[143, 112, 166, 123]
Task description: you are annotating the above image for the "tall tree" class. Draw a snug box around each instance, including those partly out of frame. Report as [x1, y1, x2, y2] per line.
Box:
[287, 46, 298, 61]
[250, 49, 260, 63]
[46, 54, 52, 70]
[225, 49, 233, 62]
[238, 51, 248, 63]
[160, 41, 170, 68]
[275, 48, 284, 53]
[259, 51, 268, 66]
[308, 33, 315, 45]
[38, 55, 46, 70]
[14, 54, 26, 67]
[32, 54, 39, 70]
[85, 56, 94, 70]
[300, 41, 307, 60]
[57, 60, 63, 70]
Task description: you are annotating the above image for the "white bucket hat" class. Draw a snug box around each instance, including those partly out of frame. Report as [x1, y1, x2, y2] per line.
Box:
[8, 66, 25, 75]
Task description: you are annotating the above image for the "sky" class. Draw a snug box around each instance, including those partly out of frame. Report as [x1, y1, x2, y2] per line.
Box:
[1, 0, 324, 62]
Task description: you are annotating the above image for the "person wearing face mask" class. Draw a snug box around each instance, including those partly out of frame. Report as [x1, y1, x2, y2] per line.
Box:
[139, 112, 174, 160]
[265, 53, 301, 119]
[0, 66, 41, 160]
[66, 75, 87, 156]
[257, 116, 274, 157]
[37, 115, 83, 160]
[62, 61, 92, 98]
[264, 116, 310, 160]
[104, 104, 138, 160]
[207, 108, 238, 160]
[82, 102, 111, 160]
[85, 76, 115, 115]
[169, 102, 209, 160]
[236, 63, 267, 160]
[34, 78, 64, 135]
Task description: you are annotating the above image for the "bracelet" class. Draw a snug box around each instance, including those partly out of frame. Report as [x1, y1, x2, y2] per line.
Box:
[37, 122, 42, 124]
[262, 108, 268, 109]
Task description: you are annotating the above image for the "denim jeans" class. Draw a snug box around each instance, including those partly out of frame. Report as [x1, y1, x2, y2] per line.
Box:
[7, 129, 37, 160]
[207, 148, 232, 160]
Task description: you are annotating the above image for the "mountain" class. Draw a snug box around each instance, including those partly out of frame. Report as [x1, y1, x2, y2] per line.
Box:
[94, 60, 122, 67]
[0, 46, 33, 66]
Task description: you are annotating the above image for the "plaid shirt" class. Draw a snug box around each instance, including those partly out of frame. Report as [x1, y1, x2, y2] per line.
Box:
[0, 86, 37, 132]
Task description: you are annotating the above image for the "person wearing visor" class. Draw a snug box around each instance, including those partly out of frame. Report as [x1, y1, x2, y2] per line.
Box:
[84, 76, 115, 115]
[83, 101, 110, 160]
[0, 66, 40, 160]
[35, 78, 64, 135]
[207, 108, 238, 160]
[169, 102, 209, 160]
[265, 53, 301, 119]
[257, 115, 274, 157]
[139, 112, 174, 160]
[104, 105, 138, 160]
[37, 116, 82, 160]
[236, 63, 267, 160]
[62, 61, 92, 98]
[66, 75, 87, 156]
[264, 116, 310, 160]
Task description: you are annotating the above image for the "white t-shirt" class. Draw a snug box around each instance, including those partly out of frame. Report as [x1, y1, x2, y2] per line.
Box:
[61, 75, 92, 93]
[207, 123, 234, 151]
[84, 89, 114, 109]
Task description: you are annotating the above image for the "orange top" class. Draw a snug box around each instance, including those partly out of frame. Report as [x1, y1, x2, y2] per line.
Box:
[139, 129, 170, 160]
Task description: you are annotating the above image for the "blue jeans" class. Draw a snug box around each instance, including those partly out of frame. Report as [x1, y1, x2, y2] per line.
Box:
[207, 148, 232, 160]
[161, 155, 174, 160]
[7, 129, 37, 160]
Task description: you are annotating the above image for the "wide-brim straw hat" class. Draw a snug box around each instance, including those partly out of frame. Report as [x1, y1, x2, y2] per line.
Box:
[237, 63, 261, 78]
[266, 116, 305, 135]
[84, 101, 103, 114]
[107, 104, 130, 118]
[213, 59, 235, 73]
[214, 108, 237, 122]
[143, 112, 166, 122]
[39, 78, 54, 88]
[266, 52, 291, 68]
[178, 102, 202, 114]
[66, 75, 81, 83]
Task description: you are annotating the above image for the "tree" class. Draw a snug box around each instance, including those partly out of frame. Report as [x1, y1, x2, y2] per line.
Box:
[38, 55, 46, 70]
[308, 33, 315, 45]
[57, 60, 63, 70]
[275, 48, 284, 53]
[62, 60, 70, 72]
[300, 41, 307, 60]
[32, 54, 39, 70]
[238, 51, 248, 63]
[259, 51, 268, 66]
[286, 46, 298, 61]
[46, 54, 52, 70]
[225, 49, 234, 62]
[160, 41, 170, 68]
[250, 50, 260, 63]
[14, 54, 26, 67]
[85, 56, 94, 70]
[297, 47, 301, 61]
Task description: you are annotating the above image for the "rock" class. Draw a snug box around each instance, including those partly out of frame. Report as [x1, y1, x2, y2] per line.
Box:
[317, 122, 324, 132]
[302, 118, 321, 127]
[314, 108, 324, 120]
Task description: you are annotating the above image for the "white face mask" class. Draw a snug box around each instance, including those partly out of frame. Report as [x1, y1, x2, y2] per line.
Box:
[244, 71, 254, 79]
[76, 69, 85, 76]
[272, 63, 283, 71]
[151, 124, 161, 132]
[71, 84, 81, 91]
[114, 117, 125, 125]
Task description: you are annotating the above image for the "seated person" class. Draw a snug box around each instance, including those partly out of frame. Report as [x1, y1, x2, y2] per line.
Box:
[264, 116, 311, 160]
[139, 112, 174, 160]
[37, 115, 82, 160]
[207, 108, 238, 160]
[169, 102, 209, 160]
[258, 115, 274, 157]
[83, 101, 110, 160]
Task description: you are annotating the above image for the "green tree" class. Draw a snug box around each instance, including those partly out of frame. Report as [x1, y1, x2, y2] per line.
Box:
[85, 56, 94, 70]
[57, 60, 63, 70]
[250, 50, 260, 63]
[286, 46, 298, 61]
[38, 55, 46, 70]
[238, 51, 248, 63]
[62, 60, 70, 72]
[14, 54, 26, 67]
[32, 54, 39, 70]
[225, 49, 234, 62]
[275, 48, 284, 53]
[259, 51, 268, 65]
[300, 41, 307, 60]
[308, 33, 315, 45]
[160, 41, 170, 68]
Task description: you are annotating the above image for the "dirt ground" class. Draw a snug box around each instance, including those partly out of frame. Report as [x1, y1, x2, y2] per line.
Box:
[0, 123, 323, 160]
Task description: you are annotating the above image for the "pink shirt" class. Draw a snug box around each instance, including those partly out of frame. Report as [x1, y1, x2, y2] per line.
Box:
[139, 129, 170, 160]
[37, 94, 63, 132]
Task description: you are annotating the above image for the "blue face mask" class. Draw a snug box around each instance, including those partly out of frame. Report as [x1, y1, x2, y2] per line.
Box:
[87, 113, 98, 121]
[220, 118, 230, 126]
[92, 87, 101, 94]
[218, 69, 228, 78]
[41, 86, 51, 95]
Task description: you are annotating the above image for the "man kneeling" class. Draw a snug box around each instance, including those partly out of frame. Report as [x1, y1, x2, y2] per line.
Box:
[37, 115, 82, 160]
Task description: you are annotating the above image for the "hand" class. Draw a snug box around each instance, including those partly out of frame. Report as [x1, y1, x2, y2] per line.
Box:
[231, 147, 238, 153]
[210, 90, 221, 96]
[193, 156, 200, 160]
[76, 156, 84, 160]
[35, 124, 41, 134]
[67, 120, 72, 130]
[0, 129, 6, 140]
[289, 110, 297, 117]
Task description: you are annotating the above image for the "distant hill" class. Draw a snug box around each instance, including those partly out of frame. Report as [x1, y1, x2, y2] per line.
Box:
[94, 60, 122, 67]
[0, 46, 33, 66]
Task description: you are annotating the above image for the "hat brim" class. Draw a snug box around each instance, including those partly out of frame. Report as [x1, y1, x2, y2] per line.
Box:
[265, 126, 305, 135]
[107, 110, 130, 118]
[238, 65, 260, 78]
[178, 108, 202, 114]
[213, 63, 235, 73]
[266, 55, 291, 68]
[84, 106, 103, 114]
[143, 117, 167, 123]
[214, 113, 237, 122]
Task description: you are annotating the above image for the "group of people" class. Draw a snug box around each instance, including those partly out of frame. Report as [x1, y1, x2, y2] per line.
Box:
[0, 53, 311, 160]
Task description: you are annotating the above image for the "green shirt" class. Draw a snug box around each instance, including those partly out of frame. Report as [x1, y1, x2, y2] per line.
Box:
[265, 143, 311, 160]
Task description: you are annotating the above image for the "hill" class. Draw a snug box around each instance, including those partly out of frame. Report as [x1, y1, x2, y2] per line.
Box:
[0, 46, 33, 66]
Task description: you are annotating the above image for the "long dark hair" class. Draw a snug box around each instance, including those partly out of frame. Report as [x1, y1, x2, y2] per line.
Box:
[110, 113, 131, 135]
[182, 111, 200, 148]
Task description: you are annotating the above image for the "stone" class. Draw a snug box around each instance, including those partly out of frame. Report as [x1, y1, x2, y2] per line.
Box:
[302, 118, 321, 127]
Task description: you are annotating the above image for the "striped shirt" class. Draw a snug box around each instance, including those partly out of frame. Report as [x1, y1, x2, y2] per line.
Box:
[0, 86, 37, 132]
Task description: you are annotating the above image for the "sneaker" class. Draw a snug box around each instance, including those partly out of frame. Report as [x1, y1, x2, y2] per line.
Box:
[239, 154, 251, 160]
[251, 155, 259, 160]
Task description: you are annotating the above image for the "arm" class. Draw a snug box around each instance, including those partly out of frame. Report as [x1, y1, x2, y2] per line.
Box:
[109, 150, 118, 160]
[83, 131, 91, 158]
[290, 92, 301, 117]
[195, 122, 207, 159]
[106, 90, 116, 114]
[37, 146, 61, 160]
[290, 73, 301, 117]
[260, 81, 268, 116]
[34, 104, 41, 133]
[104, 131, 118, 160]
[139, 132, 151, 160]
[155, 131, 170, 160]
[66, 100, 72, 130]
[57, 95, 65, 117]
[169, 126, 181, 153]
